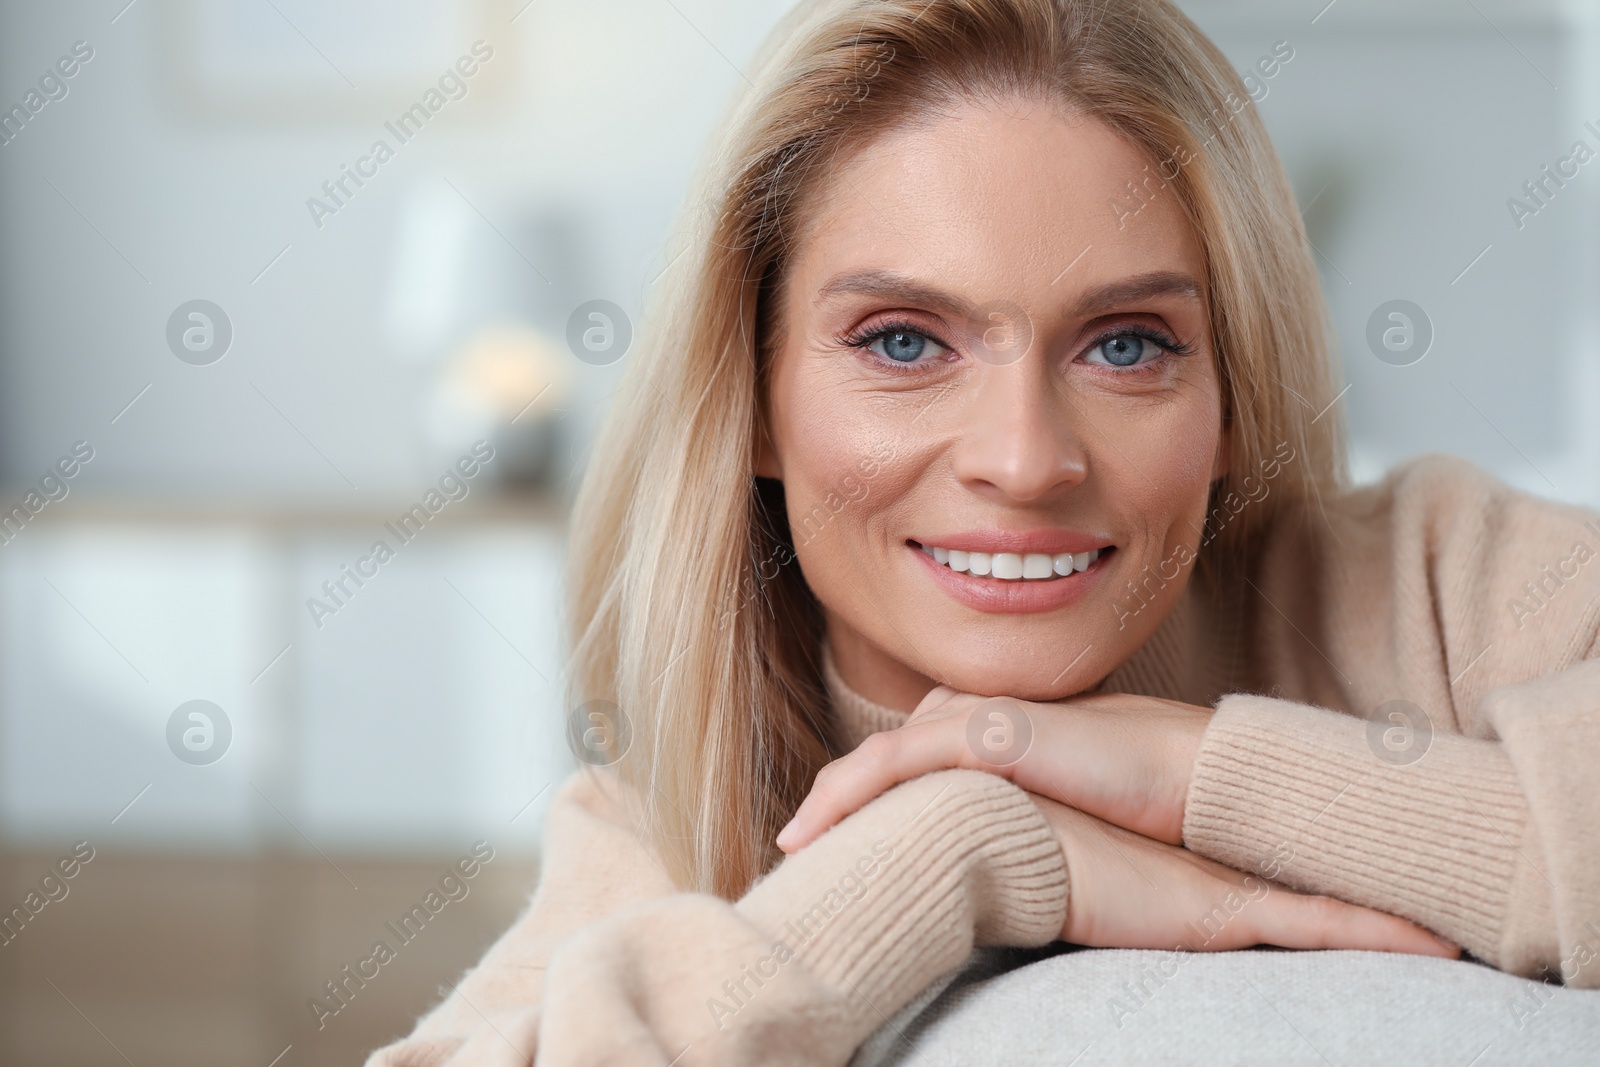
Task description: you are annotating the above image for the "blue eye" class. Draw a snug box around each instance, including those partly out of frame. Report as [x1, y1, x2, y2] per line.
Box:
[844, 321, 951, 369]
[1082, 327, 1195, 369]
[1093, 334, 1152, 367]
[875, 329, 929, 363]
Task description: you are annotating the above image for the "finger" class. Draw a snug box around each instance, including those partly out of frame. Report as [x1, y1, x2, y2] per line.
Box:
[1243, 889, 1461, 959]
[775, 723, 974, 852]
[907, 684, 962, 722]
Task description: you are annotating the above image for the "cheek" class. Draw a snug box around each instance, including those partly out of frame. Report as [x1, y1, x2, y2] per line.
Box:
[767, 364, 927, 601]
[1100, 384, 1222, 538]
[779, 396, 894, 552]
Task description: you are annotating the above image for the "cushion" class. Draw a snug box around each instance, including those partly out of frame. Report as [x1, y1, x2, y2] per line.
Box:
[850, 943, 1600, 1065]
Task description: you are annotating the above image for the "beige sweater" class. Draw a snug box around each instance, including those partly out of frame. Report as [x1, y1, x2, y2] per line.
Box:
[366, 455, 1600, 1065]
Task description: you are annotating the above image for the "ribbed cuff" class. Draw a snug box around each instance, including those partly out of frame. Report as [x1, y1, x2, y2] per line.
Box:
[1181, 694, 1532, 966]
[736, 768, 1067, 1022]
[1499, 815, 1559, 976]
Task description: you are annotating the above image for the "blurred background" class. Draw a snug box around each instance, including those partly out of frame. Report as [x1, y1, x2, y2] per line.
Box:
[0, 0, 1595, 1063]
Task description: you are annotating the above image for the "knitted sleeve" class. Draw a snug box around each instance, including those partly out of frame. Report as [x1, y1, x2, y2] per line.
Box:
[1178, 684, 1589, 981]
[366, 767, 1067, 1066]
[361, 768, 679, 1066]
[1181, 456, 1600, 987]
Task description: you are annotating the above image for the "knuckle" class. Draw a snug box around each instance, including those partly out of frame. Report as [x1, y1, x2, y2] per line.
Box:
[810, 758, 849, 791]
[812, 767, 851, 793]
[911, 685, 957, 717]
[854, 731, 895, 765]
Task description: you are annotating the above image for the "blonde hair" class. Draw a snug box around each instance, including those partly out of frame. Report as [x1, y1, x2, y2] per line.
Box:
[566, 0, 1345, 898]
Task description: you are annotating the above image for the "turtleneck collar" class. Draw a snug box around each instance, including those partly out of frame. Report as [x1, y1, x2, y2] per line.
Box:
[820, 640, 911, 750]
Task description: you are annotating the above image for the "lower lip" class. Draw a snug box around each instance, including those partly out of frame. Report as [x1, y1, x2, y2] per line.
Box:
[910, 543, 1112, 614]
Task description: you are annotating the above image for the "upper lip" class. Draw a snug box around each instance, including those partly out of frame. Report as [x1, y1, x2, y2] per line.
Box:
[910, 529, 1112, 555]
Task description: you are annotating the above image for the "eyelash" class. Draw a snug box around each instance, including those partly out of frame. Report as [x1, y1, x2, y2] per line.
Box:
[836, 318, 956, 374]
[1081, 324, 1199, 372]
[837, 318, 1198, 375]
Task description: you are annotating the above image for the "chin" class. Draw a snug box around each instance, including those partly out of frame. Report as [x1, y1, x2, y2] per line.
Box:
[920, 633, 1113, 701]
[909, 581, 1183, 700]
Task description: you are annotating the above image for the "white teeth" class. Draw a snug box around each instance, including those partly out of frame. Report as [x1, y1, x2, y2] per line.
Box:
[919, 543, 1105, 581]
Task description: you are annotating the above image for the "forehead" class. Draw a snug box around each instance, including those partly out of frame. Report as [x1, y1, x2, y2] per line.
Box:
[790, 97, 1206, 307]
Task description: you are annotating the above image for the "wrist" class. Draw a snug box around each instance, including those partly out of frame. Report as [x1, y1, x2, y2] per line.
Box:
[737, 769, 1068, 1020]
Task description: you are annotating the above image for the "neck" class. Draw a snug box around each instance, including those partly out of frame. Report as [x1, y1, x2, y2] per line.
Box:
[822, 611, 940, 714]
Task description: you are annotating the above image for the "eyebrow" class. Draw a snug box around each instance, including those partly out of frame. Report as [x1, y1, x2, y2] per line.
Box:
[814, 268, 1203, 319]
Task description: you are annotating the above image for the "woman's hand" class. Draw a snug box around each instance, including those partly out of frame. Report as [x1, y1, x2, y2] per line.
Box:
[1029, 793, 1459, 957]
[778, 686, 1211, 852]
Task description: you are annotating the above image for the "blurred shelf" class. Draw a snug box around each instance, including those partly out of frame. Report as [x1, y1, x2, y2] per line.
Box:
[0, 846, 541, 1067]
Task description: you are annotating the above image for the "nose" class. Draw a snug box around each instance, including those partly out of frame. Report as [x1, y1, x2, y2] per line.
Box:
[949, 355, 1087, 503]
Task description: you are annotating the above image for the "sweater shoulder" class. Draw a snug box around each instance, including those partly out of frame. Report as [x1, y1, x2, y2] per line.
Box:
[1329, 452, 1523, 524]
[535, 767, 678, 901]
[1313, 453, 1597, 556]
[544, 766, 664, 858]
[370, 770, 675, 1052]
[1309, 454, 1600, 696]
[548, 764, 648, 831]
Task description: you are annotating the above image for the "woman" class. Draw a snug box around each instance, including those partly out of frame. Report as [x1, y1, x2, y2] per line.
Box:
[368, 0, 1600, 1062]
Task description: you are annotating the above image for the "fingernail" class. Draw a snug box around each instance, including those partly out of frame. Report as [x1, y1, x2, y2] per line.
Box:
[776, 818, 797, 849]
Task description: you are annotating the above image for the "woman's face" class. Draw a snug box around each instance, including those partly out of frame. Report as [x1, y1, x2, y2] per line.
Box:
[758, 95, 1226, 707]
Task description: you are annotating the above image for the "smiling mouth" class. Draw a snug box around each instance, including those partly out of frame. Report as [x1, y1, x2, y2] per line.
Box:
[909, 540, 1115, 581]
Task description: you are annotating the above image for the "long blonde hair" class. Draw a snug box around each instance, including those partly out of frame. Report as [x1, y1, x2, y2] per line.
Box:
[566, 0, 1345, 898]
